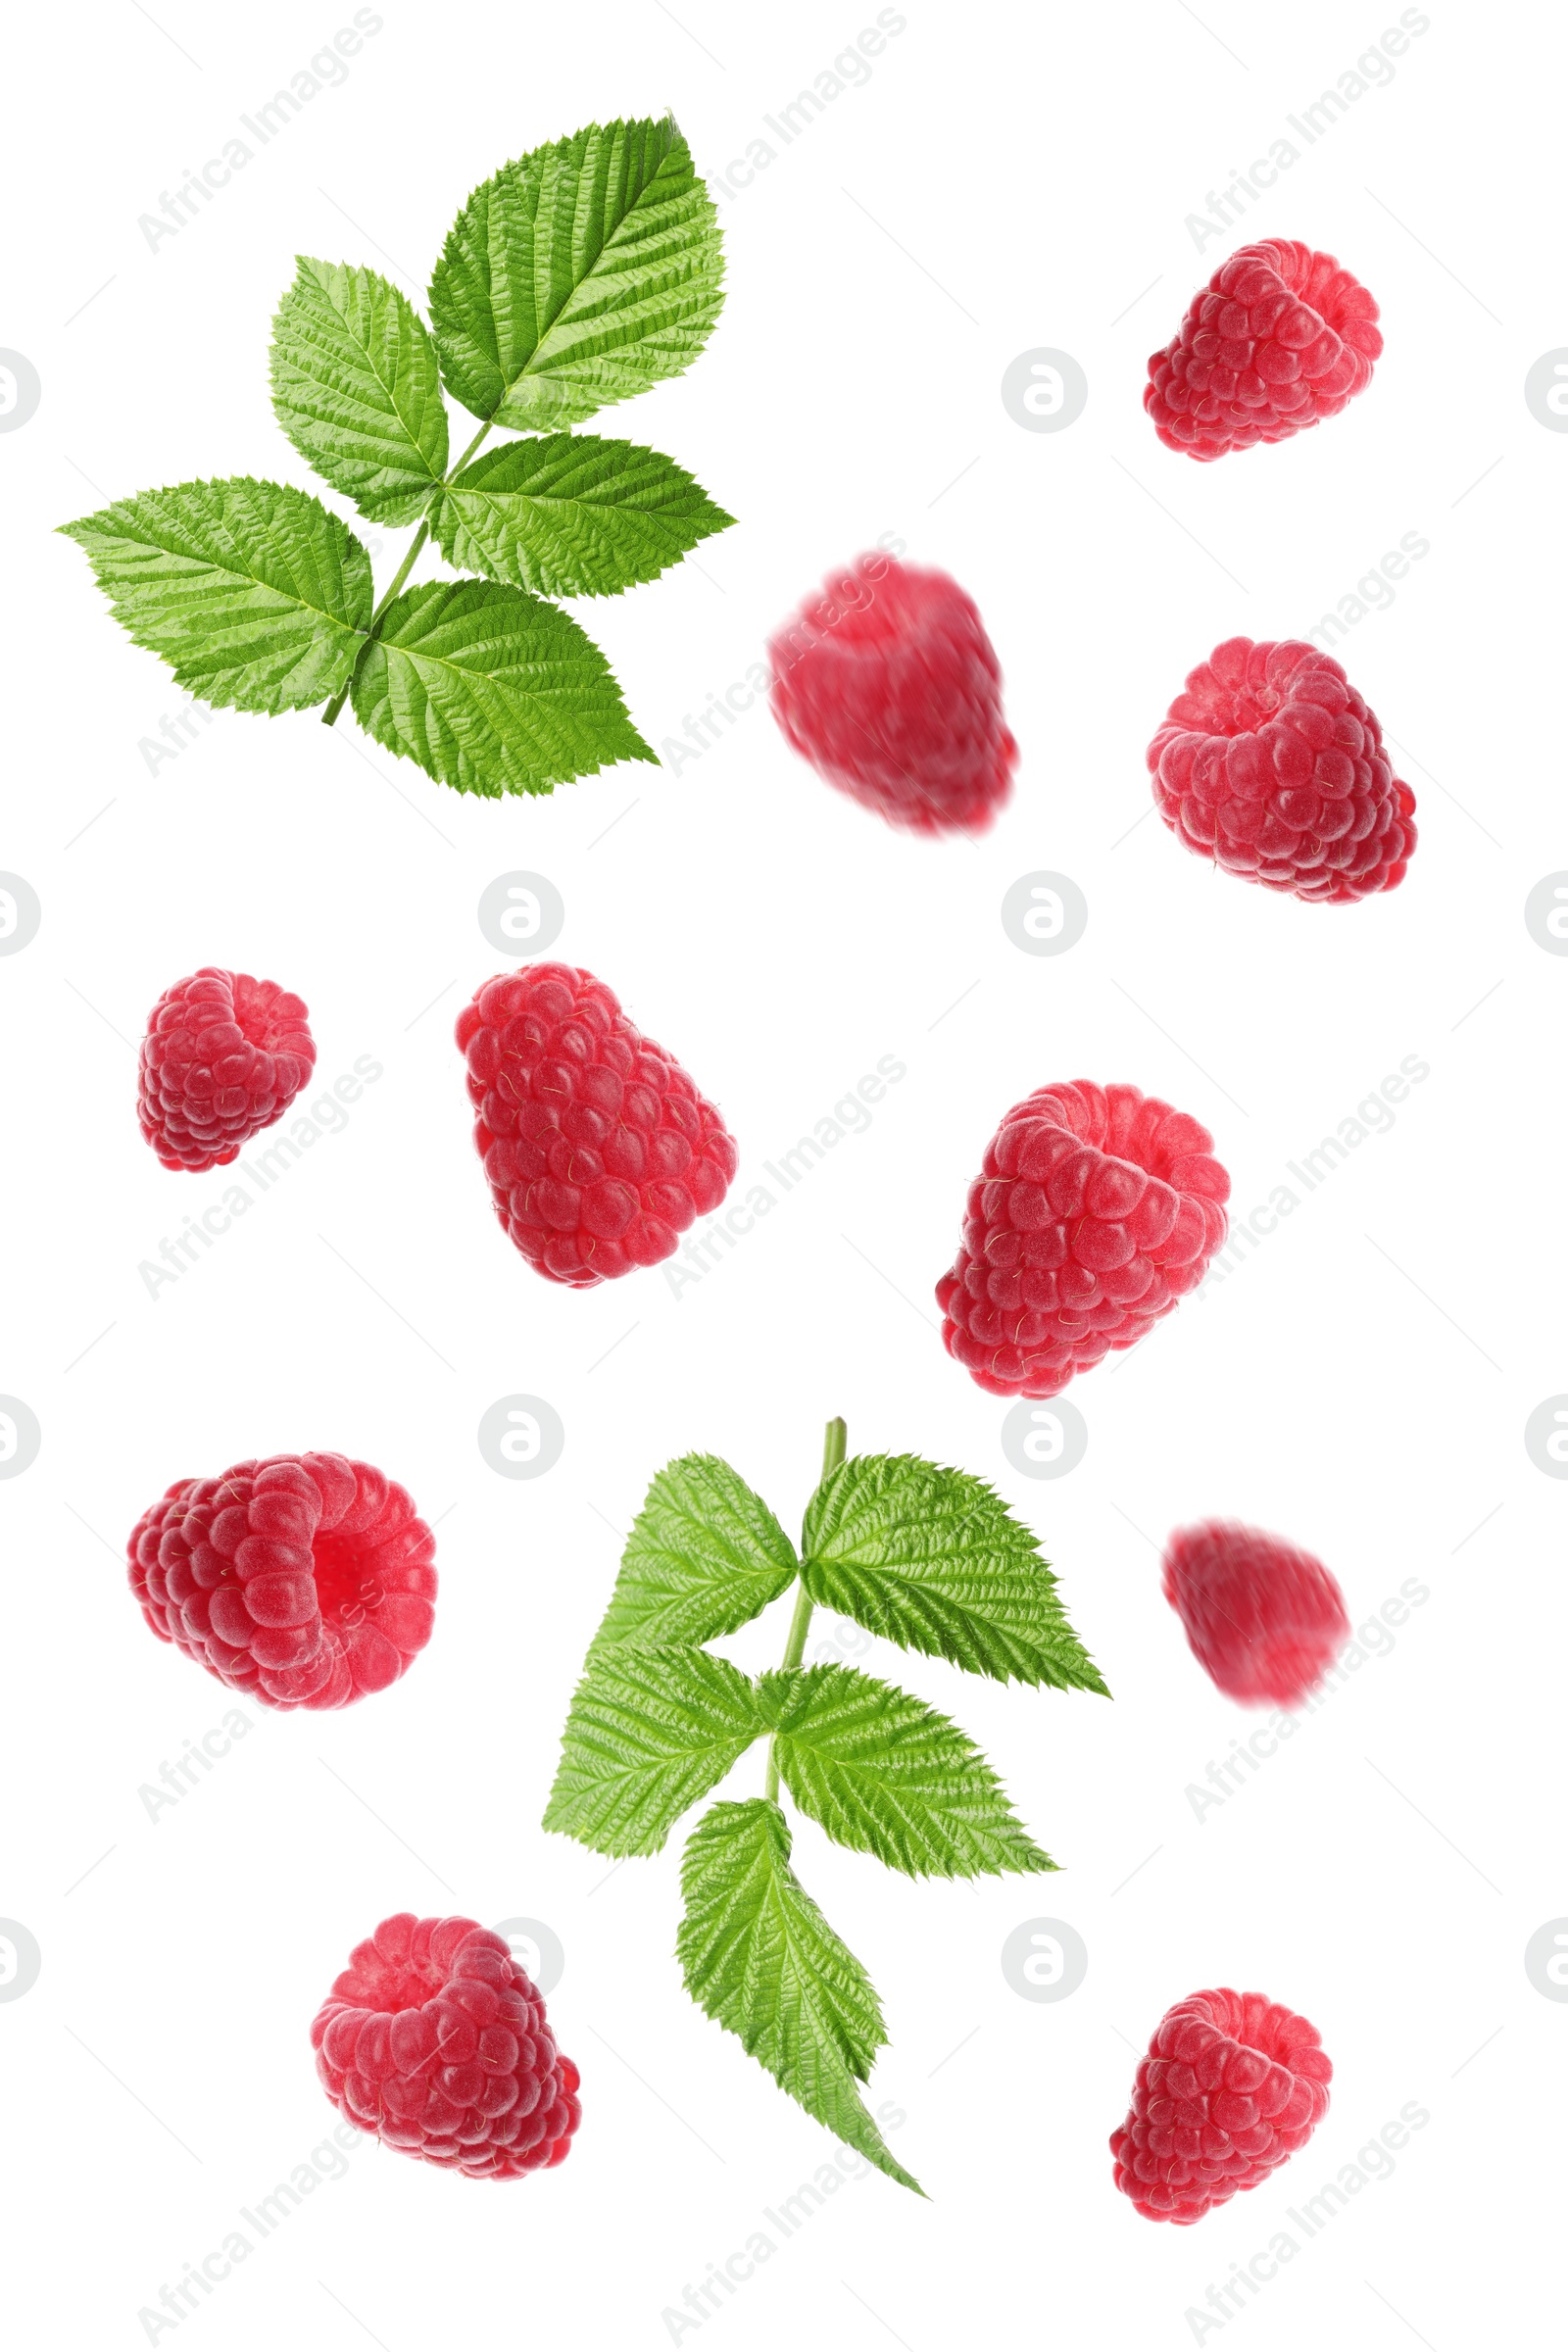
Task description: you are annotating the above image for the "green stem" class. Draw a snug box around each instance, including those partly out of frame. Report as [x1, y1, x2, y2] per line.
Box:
[763, 1416, 847, 1804]
[452, 416, 495, 472]
[319, 519, 428, 726]
[319, 414, 498, 727]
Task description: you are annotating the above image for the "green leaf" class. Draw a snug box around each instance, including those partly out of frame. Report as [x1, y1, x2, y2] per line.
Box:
[592, 1455, 799, 1653]
[428, 115, 724, 429]
[349, 578, 656, 798]
[60, 477, 371, 713]
[801, 1455, 1109, 1695]
[677, 1799, 921, 2193]
[431, 433, 733, 599]
[270, 257, 449, 524]
[758, 1664, 1055, 1879]
[543, 1646, 763, 1857]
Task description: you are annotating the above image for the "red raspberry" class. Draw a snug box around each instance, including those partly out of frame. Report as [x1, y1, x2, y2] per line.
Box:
[1148, 637, 1416, 904]
[138, 967, 316, 1170]
[1162, 1519, 1350, 1706]
[127, 1453, 437, 1710]
[455, 961, 737, 1288]
[1111, 1988, 1332, 2223]
[937, 1082, 1229, 1397]
[312, 1913, 581, 2180]
[767, 553, 1017, 834]
[1147, 239, 1381, 460]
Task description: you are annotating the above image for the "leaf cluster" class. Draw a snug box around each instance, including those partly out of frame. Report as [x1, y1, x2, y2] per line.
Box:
[62, 118, 731, 800]
[545, 1445, 1107, 2190]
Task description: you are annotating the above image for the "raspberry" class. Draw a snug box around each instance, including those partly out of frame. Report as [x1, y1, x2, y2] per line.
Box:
[455, 961, 737, 1288]
[138, 967, 316, 1170]
[1111, 1988, 1332, 2223]
[1162, 1519, 1350, 1706]
[1146, 239, 1381, 460]
[127, 1453, 436, 1710]
[936, 1082, 1229, 1397]
[767, 553, 1017, 834]
[1148, 636, 1416, 904]
[312, 1913, 581, 2180]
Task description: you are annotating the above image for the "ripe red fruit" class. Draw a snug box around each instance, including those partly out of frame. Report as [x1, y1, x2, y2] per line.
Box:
[127, 1453, 436, 1710]
[767, 553, 1017, 834]
[455, 962, 737, 1288]
[138, 967, 316, 1170]
[312, 1913, 581, 2179]
[1162, 1519, 1350, 1705]
[1111, 1988, 1332, 2222]
[1147, 239, 1381, 460]
[937, 1082, 1229, 1397]
[1148, 636, 1416, 903]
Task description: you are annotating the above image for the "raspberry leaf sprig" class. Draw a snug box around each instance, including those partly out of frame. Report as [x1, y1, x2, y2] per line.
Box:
[544, 1417, 1107, 2192]
[60, 117, 730, 803]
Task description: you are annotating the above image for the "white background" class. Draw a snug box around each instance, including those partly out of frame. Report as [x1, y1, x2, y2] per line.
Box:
[3, 1, 1562, 2344]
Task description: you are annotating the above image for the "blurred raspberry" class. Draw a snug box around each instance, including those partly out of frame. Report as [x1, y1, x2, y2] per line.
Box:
[128, 1453, 436, 1710]
[313, 1913, 580, 2179]
[937, 1082, 1229, 1397]
[1162, 1519, 1350, 1705]
[1112, 1987, 1332, 2222]
[455, 961, 737, 1288]
[1147, 240, 1381, 460]
[1148, 636, 1416, 903]
[767, 553, 1017, 834]
[138, 967, 316, 1170]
